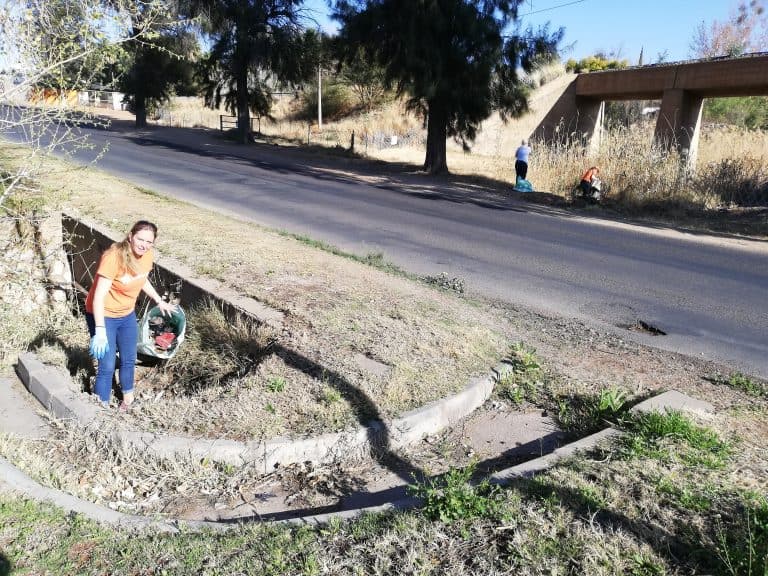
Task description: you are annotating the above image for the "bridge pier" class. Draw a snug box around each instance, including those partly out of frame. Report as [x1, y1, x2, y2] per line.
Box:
[532, 77, 605, 151]
[575, 97, 604, 154]
[654, 89, 704, 170]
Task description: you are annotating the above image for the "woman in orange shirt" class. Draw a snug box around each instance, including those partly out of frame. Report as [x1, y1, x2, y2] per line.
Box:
[579, 166, 601, 199]
[85, 220, 176, 409]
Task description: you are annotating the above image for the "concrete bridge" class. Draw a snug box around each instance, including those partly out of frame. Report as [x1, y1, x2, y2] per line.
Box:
[533, 53, 768, 168]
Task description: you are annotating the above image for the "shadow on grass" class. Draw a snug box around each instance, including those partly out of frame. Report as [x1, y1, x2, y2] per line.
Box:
[27, 311, 429, 494]
[273, 343, 428, 488]
[26, 331, 93, 390]
[510, 473, 726, 574]
[0, 552, 10, 576]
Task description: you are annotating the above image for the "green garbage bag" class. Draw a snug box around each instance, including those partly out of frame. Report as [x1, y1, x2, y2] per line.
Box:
[137, 305, 186, 359]
[513, 176, 534, 193]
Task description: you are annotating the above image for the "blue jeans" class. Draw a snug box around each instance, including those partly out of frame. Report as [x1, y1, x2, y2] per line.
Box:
[86, 311, 137, 404]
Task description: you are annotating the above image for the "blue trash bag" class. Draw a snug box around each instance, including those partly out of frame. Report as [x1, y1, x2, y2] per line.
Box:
[513, 177, 534, 193]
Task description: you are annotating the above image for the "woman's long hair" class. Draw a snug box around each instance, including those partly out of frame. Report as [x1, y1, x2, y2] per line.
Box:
[109, 220, 158, 275]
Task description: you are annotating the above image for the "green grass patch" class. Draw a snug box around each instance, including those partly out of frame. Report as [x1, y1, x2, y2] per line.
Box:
[267, 376, 286, 393]
[279, 231, 409, 277]
[494, 342, 546, 405]
[555, 387, 629, 435]
[619, 410, 731, 468]
[716, 493, 768, 576]
[655, 475, 716, 512]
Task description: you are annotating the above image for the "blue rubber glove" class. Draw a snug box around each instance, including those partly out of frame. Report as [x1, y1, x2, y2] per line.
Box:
[89, 326, 109, 360]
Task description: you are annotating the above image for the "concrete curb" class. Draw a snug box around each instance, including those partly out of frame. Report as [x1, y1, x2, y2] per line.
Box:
[16, 352, 501, 471]
[0, 389, 712, 530]
[490, 390, 713, 484]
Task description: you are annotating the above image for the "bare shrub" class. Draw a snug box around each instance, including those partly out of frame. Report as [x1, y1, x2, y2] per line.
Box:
[162, 300, 276, 393]
[692, 157, 768, 206]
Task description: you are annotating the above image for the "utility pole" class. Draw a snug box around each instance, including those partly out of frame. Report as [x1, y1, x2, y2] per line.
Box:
[317, 63, 322, 129]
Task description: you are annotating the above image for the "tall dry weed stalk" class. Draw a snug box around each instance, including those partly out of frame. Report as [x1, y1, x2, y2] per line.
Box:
[532, 124, 767, 208]
[533, 125, 692, 206]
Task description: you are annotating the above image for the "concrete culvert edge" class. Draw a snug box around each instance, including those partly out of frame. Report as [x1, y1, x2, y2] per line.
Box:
[1, 369, 712, 528]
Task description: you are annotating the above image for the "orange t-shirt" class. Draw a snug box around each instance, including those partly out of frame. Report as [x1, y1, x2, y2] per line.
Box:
[85, 247, 154, 317]
[581, 167, 599, 182]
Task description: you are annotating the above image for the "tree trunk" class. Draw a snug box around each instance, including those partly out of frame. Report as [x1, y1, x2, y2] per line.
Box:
[234, 22, 251, 145]
[132, 27, 147, 129]
[236, 64, 250, 144]
[424, 102, 448, 175]
[134, 93, 147, 128]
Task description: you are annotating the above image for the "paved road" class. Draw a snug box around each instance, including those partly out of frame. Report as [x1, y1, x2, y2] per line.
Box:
[27, 121, 768, 378]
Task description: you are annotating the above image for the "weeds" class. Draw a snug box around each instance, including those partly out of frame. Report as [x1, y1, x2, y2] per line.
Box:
[629, 555, 667, 576]
[555, 387, 629, 435]
[619, 410, 731, 468]
[693, 156, 768, 207]
[596, 387, 628, 414]
[655, 476, 715, 512]
[281, 232, 408, 276]
[408, 462, 503, 524]
[267, 376, 286, 393]
[422, 272, 465, 294]
[716, 495, 768, 576]
[321, 387, 342, 405]
[707, 371, 766, 398]
[494, 342, 545, 405]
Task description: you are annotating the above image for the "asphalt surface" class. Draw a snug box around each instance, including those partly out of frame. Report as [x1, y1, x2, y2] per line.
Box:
[9, 115, 768, 378]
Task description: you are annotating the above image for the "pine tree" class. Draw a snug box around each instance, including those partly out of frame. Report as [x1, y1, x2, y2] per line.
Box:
[332, 0, 561, 174]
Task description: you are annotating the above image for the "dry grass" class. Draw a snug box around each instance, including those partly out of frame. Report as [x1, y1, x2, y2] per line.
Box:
[8, 147, 508, 440]
[3, 399, 765, 573]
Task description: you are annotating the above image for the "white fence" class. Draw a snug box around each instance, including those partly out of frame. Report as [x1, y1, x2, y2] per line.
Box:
[78, 90, 125, 110]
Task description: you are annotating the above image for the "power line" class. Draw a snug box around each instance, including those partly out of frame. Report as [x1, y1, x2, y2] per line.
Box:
[519, 0, 587, 17]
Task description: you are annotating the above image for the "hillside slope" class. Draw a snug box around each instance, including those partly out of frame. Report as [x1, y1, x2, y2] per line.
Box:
[452, 72, 576, 156]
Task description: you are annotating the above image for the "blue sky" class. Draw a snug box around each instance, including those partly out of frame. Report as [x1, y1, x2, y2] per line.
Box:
[303, 0, 733, 63]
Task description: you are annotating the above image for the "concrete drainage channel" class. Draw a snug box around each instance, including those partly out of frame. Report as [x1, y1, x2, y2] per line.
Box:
[1, 374, 713, 531]
[3, 214, 715, 529]
[53, 214, 505, 470]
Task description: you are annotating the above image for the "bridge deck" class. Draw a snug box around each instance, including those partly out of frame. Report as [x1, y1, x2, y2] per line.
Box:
[575, 53, 768, 100]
